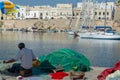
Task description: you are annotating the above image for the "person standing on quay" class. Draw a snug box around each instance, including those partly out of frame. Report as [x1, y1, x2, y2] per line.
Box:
[3, 42, 37, 77]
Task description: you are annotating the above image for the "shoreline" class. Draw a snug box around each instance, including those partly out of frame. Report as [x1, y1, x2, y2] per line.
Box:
[1, 19, 120, 32]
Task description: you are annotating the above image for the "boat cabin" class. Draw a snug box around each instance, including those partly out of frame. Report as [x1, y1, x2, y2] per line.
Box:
[95, 26, 116, 34]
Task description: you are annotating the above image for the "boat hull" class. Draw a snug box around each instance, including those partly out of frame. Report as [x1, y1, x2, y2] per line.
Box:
[78, 32, 120, 40]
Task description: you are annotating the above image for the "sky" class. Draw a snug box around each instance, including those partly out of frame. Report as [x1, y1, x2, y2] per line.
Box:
[10, 0, 116, 7]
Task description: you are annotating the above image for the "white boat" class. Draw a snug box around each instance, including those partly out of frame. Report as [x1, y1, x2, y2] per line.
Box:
[27, 26, 38, 32]
[76, 26, 120, 40]
[77, 32, 120, 40]
[68, 31, 75, 35]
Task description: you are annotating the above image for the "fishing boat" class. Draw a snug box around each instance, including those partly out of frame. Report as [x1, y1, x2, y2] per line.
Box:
[75, 0, 120, 40]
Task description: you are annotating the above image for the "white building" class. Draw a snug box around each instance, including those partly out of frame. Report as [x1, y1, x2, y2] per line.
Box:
[10, 2, 115, 20]
[76, 1, 115, 20]
[15, 4, 73, 20]
[56, 4, 73, 19]
[25, 6, 39, 19]
[94, 2, 115, 20]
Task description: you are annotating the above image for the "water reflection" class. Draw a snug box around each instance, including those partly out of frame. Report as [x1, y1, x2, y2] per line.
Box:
[0, 31, 120, 67]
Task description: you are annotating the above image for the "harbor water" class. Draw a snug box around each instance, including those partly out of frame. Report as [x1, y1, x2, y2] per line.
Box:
[0, 31, 120, 67]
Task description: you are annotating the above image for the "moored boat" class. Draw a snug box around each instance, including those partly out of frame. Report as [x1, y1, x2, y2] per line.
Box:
[78, 32, 120, 40]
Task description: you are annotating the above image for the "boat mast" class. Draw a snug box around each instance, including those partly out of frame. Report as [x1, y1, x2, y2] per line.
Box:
[74, 7, 81, 31]
[74, 0, 86, 31]
[104, 0, 107, 27]
[68, 5, 74, 30]
[75, 0, 95, 31]
[81, 0, 93, 29]
[80, 0, 87, 29]
[92, 0, 96, 30]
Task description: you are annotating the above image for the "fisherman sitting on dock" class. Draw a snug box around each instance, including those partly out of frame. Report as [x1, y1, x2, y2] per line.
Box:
[3, 43, 37, 77]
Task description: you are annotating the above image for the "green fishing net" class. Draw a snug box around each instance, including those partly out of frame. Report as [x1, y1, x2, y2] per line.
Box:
[37, 48, 90, 72]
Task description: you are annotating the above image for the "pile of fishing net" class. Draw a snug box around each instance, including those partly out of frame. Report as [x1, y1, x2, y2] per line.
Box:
[33, 48, 90, 75]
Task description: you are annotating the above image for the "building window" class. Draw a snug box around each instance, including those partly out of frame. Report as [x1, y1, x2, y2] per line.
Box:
[40, 13, 42, 16]
[18, 12, 20, 17]
[99, 17, 101, 19]
[21, 13, 24, 19]
[34, 13, 36, 17]
[95, 12, 97, 15]
[99, 12, 101, 15]
[76, 13, 79, 16]
[40, 13, 43, 19]
[107, 12, 109, 15]
[46, 13, 48, 16]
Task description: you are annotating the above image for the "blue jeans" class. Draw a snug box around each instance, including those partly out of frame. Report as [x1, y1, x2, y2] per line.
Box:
[8, 63, 32, 77]
[8, 63, 20, 73]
